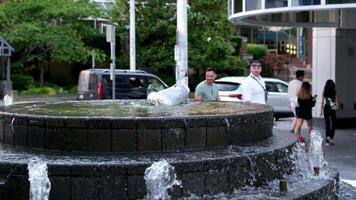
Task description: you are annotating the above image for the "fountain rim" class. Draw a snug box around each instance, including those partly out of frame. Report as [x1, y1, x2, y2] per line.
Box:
[0, 100, 273, 119]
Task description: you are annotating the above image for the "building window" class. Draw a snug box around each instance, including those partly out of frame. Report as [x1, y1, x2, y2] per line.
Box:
[246, 0, 262, 11]
[293, 0, 321, 6]
[326, 0, 356, 4]
[233, 0, 243, 13]
[265, 0, 288, 9]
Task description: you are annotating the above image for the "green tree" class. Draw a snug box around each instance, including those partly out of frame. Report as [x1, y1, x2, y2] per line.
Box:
[0, 0, 106, 86]
[113, 0, 246, 88]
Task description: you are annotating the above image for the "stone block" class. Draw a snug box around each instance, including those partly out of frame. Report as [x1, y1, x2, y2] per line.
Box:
[185, 118, 206, 128]
[47, 128, 66, 150]
[4, 122, 14, 145]
[100, 165, 127, 176]
[162, 128, 185, 151]
[112, 129, 137, 152]
[71, 165, 101, 176]
[66, 128, 88, 151]
[186, 127, 206, 148]
[13, 116, 28, 126]
[0, 119, 3, 143]
[137, 119, 162, 129]
[88, 118, 111, 129]
[127, 175, 146, 199]
[66, 117, 88, 128]
[14, 125, 28, 146]
[204, 170, 228, 194]
[28, 126, 47, 148]
[138, 129, 161, 151]
[112, 119, 136, 129]
[48, 165, 71, 176]
[47, 117, 66, 128]
[100, 176, 128, 200]
[181, 172, 205, 196]
[161, 118, 185, 128]
[28, 117, 46, 127]
[49, 177, 70, 200]
[207, 127, 225, 147]
[71, 177, 99, 200]
[88, 129, 111, 152]
[206, 117, 226, 127]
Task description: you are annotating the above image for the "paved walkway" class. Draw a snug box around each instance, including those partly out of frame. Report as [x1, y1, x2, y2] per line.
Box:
[274, 117, 356, 186]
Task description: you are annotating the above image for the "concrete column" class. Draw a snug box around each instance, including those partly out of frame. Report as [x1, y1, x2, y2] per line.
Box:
[312, 28, 336, 117]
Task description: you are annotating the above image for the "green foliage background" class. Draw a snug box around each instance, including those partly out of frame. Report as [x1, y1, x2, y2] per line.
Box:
[1, 0, 247, 91]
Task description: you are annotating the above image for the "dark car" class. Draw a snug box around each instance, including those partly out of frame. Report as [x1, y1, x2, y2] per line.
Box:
[77, 69, 168, 100]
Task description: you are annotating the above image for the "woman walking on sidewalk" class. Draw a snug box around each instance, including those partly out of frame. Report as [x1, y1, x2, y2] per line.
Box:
[294, 82, 316, 141]
[320, 79, 339, 145]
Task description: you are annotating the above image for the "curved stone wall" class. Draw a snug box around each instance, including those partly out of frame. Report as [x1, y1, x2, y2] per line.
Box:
[0, 130, 294, 200]
[0, 101, 273, 152]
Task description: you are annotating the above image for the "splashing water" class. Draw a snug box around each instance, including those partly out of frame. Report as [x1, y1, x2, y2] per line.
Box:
[3, 94, 13, 106]
[27, 157, 51, 200]
[144, 160, 181, 200]
[291, 130, 328, 178]
[309, 130, 327, 171]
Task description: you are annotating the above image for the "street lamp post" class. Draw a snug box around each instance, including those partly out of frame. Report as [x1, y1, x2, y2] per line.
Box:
[175, 0, 188, 86]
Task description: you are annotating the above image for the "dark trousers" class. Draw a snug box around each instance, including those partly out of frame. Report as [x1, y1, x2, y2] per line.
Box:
[324, 105, 336, 139]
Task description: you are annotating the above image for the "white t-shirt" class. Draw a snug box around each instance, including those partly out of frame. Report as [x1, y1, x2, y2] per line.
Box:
[288, 79, 302, 103]
[238, 74, 266, 104]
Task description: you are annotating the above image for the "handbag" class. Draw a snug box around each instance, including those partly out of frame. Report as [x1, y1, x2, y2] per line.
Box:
[327, 98, 339, 111]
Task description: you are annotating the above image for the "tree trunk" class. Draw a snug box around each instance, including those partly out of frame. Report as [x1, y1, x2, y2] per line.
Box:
[40, 67, 44, 87]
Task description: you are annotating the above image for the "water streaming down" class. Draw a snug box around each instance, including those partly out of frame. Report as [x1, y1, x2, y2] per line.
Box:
[144, 160, 181, 200]
[27, 157, 51, 200]
[309, 130, 327, 172]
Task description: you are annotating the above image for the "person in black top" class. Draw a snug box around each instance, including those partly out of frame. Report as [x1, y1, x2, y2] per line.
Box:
[294, 82, 316, 141]
[320, 79, 339, 145]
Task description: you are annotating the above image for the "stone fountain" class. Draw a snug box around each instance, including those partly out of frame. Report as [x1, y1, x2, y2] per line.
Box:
[0, 100, 338, 199]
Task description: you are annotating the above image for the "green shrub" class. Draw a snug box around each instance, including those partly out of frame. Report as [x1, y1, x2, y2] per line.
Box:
[231, 36, 243, 55]
[19, 86, 77, 95]
[247, 44, 267, 60]
[19, 87, 57, 95]
[11, 74, 35, 91]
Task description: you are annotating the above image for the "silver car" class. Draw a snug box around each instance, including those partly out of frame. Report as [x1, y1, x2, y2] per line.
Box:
[215, 76, 293, 119]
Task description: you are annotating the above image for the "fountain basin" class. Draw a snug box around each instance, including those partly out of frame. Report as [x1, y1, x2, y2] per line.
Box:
[0, 100, 273, 152]
[0, 130, 297, 200]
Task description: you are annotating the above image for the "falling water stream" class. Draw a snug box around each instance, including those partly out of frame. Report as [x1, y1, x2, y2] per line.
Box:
[27, 157, 51, 200]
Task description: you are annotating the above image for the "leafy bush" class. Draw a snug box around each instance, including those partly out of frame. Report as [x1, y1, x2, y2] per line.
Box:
[231, 36, 243, 56]
[247, 44, 267, 60]
[19, 87, 57, 95]
[19, 86, 77, 95]
[11, 74, 35, 91]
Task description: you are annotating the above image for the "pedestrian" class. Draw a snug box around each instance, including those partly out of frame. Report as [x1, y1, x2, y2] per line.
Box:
[294, 81, 316, 141]
[238, 60, 267, 104]
[194, 67, 220, 101]
[320, 79, 339, 145]
[288, 70, 305, 133]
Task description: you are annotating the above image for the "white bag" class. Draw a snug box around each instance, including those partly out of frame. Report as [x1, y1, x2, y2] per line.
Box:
[147, 80, 190, 106]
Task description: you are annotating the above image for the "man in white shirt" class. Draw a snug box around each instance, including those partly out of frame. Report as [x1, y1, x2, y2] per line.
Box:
[239, 61, 267, 104]
[288, 70, 304, 132]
